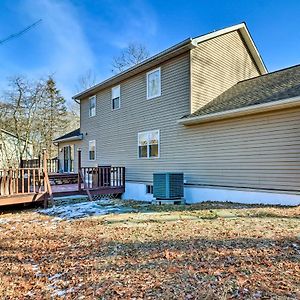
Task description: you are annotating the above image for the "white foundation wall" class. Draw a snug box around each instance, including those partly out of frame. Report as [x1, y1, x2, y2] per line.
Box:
[122, 182, 300, 206]
[122, 182, 155, 202]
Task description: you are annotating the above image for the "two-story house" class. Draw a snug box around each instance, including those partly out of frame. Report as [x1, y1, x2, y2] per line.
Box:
[56, 23, 300, 205]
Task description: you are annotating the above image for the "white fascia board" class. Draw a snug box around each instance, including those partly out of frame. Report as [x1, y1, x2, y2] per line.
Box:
[53, 134, 83, 144]
[192, 23, 246, 44]
[178, 96, 300, 125]
[238, 25, 268, 74]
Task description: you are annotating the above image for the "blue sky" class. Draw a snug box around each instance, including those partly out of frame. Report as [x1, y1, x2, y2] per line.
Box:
[0, 0, 299, 102]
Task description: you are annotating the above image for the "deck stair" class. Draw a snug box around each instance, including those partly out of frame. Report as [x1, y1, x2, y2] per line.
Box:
[49, 173, 78, 185]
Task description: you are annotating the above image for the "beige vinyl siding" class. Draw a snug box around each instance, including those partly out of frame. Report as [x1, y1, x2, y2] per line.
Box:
[191, 30, 261, 113]
[80, 52, 191, 175]
[174, 106, 300, 192]
[79, 30, 300, 193]
[81, 98, 300, 192]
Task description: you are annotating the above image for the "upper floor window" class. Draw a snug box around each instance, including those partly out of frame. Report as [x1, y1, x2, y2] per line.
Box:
[112, 85, 121, 110]
[89, 96, 96, 117]
[147, 68, 161, 99]
[138, 130, 160, 159]
[89, 140, 96, 160]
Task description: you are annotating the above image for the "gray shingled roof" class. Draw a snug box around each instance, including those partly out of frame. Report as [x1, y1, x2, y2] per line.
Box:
[183, 64, 300, 119]
[53, 128, 81, 142]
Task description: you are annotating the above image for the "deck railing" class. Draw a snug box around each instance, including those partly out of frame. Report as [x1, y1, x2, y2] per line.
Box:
[80, 166, 125, 190]
[1, 147, 126, 205]
[47, 158, 60, 173]
[20, 158, 60, 174]
[0, 168, 46, 197]
[21, 159, 40, 168]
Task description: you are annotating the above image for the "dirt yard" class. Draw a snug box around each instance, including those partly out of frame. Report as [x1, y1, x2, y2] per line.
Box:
[0, 200, 299, 299]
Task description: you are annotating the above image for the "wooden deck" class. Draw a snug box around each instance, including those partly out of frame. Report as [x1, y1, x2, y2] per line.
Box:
[50, 166, 125, 198]
[49, 173, 78, 185]
[0, 165, 125, 207]
[1, 150, 125, 207]
[0, 193, 47, 206]
[0, 168, 50, 207]
[51, 183, 125, 197]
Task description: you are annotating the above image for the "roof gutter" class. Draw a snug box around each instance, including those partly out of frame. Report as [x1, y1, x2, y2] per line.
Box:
[73, 38, 194, 100]
[178, 95, 300, 126]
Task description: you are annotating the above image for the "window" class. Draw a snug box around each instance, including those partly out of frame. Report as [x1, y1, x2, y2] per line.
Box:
[89, 96, 96, 117]
[138, 130, 160, 158]
[112, 85, 121, 110]
[146, 185, 153, 194]
[89, 140, 96, 160]
[147, 68, 161, 99]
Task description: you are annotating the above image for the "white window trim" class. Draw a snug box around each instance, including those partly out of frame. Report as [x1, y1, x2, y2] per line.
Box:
[146, 67, 161, 100]
[88, 140, 96, 161]
[111, 85, 121, 111]
[137, 129, 160, 159]
[146, 184, 153, 194]
[89, 95, 96, 117]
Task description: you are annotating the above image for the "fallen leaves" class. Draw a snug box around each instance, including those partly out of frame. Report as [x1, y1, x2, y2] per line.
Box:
[0, 201, 299, 299]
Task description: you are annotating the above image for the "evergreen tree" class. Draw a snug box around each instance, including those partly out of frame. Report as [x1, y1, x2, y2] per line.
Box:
[38, 77, 67, 157]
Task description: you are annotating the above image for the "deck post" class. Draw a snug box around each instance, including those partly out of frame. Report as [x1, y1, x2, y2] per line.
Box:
[77, 148, 82, 192]
[20, 156, 23, 168]
[43, 149, 54, 207]
[57, 158, 60, 173]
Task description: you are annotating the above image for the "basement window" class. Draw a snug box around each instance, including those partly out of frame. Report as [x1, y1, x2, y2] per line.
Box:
[146, 185, 153, 194]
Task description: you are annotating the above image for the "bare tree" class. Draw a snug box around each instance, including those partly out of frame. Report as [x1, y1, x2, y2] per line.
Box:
[4, 76, 44, 160]
[71, 69, 97, 131]
[112, 42, 150, 73]
[64, 101, 80, 135]
[1, 75, 69, 159]
[75, 69, 97, 92]
[0, 102, 12, 128]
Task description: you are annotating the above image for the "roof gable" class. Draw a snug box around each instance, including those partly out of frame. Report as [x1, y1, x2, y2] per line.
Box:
[180, 64, 300, 124]
[73, 23, 266, 100]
